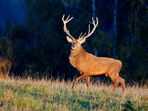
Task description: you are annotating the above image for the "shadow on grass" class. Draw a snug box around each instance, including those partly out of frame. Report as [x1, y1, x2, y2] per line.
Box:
[122, 100, 135, 111]
[122, 100, 147, 111]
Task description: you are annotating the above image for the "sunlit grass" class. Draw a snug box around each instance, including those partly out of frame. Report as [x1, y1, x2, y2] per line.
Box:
[0, 77, 147, 111]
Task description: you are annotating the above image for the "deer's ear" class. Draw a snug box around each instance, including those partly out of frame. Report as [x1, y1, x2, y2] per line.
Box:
[66, 36, 73, 43]
[80, 38, 86, 44]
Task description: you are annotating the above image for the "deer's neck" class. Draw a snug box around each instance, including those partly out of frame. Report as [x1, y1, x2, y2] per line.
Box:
[69, 46, 86, 68]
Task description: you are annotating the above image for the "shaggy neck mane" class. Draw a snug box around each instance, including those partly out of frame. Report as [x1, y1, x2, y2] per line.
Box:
[69, 45, 86, 68]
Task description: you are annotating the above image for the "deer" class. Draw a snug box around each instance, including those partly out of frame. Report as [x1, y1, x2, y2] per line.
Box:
[62, 15, 125, 94]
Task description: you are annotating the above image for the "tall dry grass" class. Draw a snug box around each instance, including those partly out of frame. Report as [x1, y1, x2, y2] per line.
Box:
[0, 77, 147, 111]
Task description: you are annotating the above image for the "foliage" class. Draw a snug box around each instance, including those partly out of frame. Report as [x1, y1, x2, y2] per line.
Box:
[0, 0, 147, 84]
[0, 58, 12, 78]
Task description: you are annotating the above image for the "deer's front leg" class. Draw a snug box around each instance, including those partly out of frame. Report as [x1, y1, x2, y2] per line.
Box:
[72, 74, 88, 90]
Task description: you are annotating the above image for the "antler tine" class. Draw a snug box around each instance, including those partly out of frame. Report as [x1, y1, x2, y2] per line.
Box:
[62, 14, 74, 39]
[92, 17, 95, 25]
[66, 15, 74, 23]
[79, 32, 87, 40]
[79, 17, 98, 41]
[91, 17, 98, 25]
[66, 15, 70, 20]
[62, 14, 65, 21]
[80, 32, 86, 38]
[79, 24, 90, 40]
[78, 32, 83, 39]
[83, 17, 98, 39]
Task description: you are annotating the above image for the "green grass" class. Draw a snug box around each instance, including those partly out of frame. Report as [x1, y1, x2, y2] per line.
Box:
[0, 77, 147, 111]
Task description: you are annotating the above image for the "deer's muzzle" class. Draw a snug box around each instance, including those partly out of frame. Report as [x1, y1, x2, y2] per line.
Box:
[71, 42, 76, 50]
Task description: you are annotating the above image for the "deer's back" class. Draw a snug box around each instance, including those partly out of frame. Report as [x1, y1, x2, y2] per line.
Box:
[75, 53, 122, 75]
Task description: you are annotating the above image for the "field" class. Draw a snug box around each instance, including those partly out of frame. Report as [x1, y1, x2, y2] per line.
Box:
[0, 77, 147, 111]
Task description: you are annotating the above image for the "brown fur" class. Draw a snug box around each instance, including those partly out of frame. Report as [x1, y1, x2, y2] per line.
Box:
[69, 39, 125, 94]
[62, 15, 125, 94]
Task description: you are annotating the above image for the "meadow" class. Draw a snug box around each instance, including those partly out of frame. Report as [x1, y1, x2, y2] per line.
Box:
[0, 77, 147, 111]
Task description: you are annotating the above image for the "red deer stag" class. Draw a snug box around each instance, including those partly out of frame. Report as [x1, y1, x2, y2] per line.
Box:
[62, 15, 125, 94]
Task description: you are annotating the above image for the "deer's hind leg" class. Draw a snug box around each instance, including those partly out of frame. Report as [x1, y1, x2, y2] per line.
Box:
[111, 77, 119, 92]
[118, 76, 125, 94]
[109, 72, 119, 93]
[109, 72, 125, 94]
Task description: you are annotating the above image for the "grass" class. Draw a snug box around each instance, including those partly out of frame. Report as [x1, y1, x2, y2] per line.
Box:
[0, 77, 147, 111]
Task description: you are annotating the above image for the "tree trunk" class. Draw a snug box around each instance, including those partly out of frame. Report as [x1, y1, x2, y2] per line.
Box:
[92, 0, 98, 56]
[113, 0, 118, 58]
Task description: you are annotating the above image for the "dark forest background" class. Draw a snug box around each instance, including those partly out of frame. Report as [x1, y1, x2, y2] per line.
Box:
[0, 0, 147, 85]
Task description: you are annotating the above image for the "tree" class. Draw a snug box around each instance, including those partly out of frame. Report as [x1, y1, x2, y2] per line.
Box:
[0, 0, 147, 85]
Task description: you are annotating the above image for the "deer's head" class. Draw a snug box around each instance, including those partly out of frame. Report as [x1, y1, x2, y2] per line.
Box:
[62, 15, 98, 50]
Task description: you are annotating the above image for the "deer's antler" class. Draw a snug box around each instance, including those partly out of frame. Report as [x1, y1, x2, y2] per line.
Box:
[79, 17, 98, 41]
[62, 15, 74, 40]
